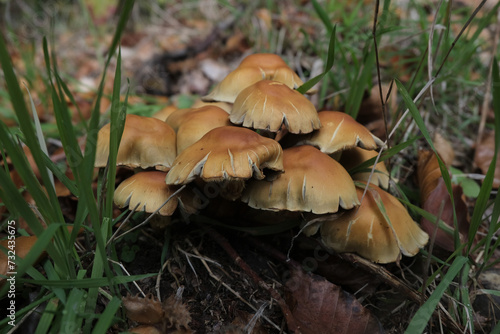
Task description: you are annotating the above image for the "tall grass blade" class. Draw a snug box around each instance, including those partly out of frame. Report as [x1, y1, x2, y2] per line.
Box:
[348, 134, 419, 175]
[469, 57, 500, 254]
[0, 32, 63, 224]
[91, 297, 121, 333]
[396, 79, 459, 247]
[25, 84, 55, 189]
[405, 256, 468, 333]
[18, 273, 156, 288]
[60, 288, 86, 332]
[297, 26, 336, 94]
[345, 44, 375, 119]
[104, 48, 127, 219]
[81, 3, 135, 329]
[34, 297, 59, 334]
[311, 0, 334, 34]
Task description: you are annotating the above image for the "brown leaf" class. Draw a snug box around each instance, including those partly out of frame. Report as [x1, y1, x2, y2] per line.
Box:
[123, 294, 164, 325]
[0, 236, 43, 283]
[433, 133, 455, 167]
[123, 293, 192, 331]
[284, 269, 384, 334]
[417, 150, 470, 251]
[474, 131, 500, 189]
[163, 294, 192, 330]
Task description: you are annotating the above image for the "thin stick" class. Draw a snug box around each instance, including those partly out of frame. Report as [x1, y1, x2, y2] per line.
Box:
[202, 225, 299, 332]
[434, 0, 488, 78]
[372, 0, 390, 150]
[186, 236, 282, 331]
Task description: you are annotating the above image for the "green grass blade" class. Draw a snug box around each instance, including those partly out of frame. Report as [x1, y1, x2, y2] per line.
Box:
[469, 57, 500, 254]
[0, 152, 40, 225]
[80, 3, 135, 330]
[396, 79, 459, 247]
[91, 296, 122, 334]
[0, 122, 54, 227]
[60, 288, 86, 333]
[405, 256, 468, 333]
[311, 0, 334, 34]
[0, 291, 55, 329]
[401, 200, 455, 236]
[25, 84, 55, 190]
[18, 273, 156, 288]
[14, 224, 62, 279]
[0, 32, 63, 224]
[345, 44, 375, 118]
[297, 26, 336, 94]
[104, 48, 127, 219]
[348, 135, 420, 175]
[35, 297, 59, 334]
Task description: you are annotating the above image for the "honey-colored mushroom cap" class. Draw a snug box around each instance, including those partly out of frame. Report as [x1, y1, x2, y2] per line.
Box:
[165, 126, 284, 185]
[95, 114, 176, 171]
[339, 147, 390, 189]
[202, 53, 313, 103]
[166, 106, 232, 154]
[320, 183, 429, 263]
[114, 171, 179, 216]
[242, 145, 359, 214]
[297, 111, 384, 154]
[230, 80, 321, 134]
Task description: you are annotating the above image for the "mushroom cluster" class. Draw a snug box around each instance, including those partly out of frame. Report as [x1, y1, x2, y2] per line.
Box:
[96, 53, 428, 263]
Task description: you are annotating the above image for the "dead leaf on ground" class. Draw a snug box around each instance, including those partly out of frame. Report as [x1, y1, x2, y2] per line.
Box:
[474, 131, 500, 189]
[284, 268, 384, 334]
[433, 133, 455, 166]
[0, 236, 42, 284]
[417, 150, 470, 252]
[123, 292, 192, 332]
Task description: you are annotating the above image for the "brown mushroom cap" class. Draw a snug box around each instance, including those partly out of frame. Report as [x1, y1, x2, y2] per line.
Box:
[339, 147, 390, 189]
[95, 114, 176, 171]
[191, 99, 232, 113]
[151, 105, 178, 121]
[202, 53, 312, 103]
[320, 183, 429, 263]
[170, 106, 233, 154]
[242, 145, 359, 214]
[114, 171, 179, 216]
[165, 126, 284, 185]
[296, 111, 385, 154]
[230, 80, 321, 134]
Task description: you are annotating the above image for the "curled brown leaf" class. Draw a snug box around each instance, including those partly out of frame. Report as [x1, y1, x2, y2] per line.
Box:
[285, 269, 384, 334]
[417, 150, 470, 252]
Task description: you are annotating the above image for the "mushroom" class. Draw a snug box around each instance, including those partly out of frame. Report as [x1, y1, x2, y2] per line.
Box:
[151, 105, 178, 121]
[242, 145, 359, 214]
[292, 111, 384, 157]
[114, 171, 179, 217]
[230, 80, 321, 134]
[165, 126, 284, 200]
[191, 99, 232, 114]
[318, 182, 429, 263]
[339, 147, 390, 189]
[165, 106, 232, 154]
[202, 53, 314, 103]
[95, 114, 176, 171]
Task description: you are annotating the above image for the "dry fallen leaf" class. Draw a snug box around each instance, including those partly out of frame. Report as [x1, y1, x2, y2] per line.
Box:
[474, 131, 500, 189]
[285, 268, 384, 334]
[417, 150, 470, 251]
[122, 292, 192, 332]
[433, 133, 455, 167]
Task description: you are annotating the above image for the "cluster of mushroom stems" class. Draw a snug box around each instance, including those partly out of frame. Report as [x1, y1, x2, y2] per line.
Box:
[95, 53, 428, 264]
